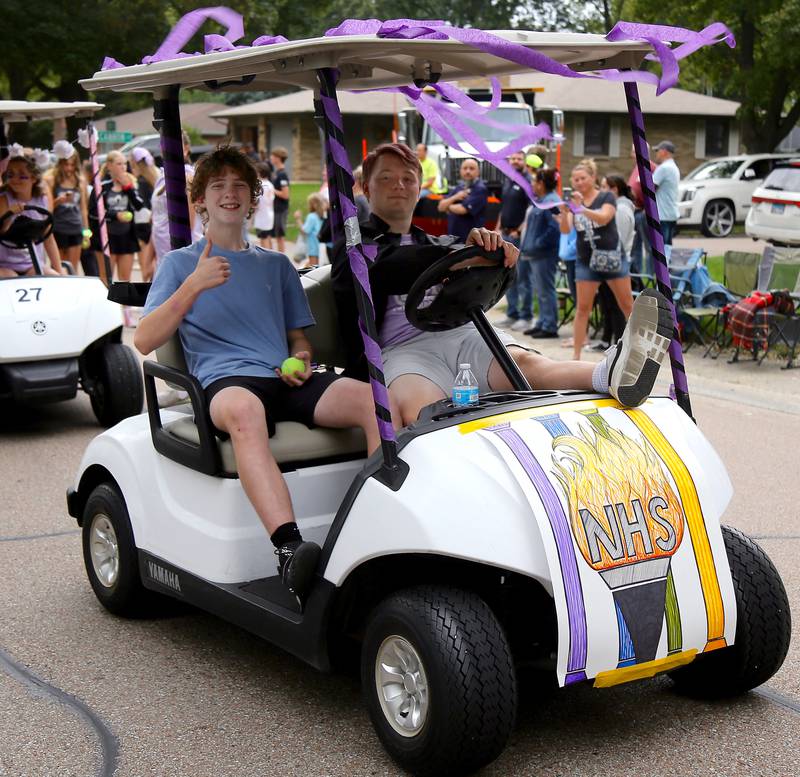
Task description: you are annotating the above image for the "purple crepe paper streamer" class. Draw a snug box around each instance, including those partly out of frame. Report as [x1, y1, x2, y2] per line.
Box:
[488, 422, 588, 684]
[147, 6, 244, 63]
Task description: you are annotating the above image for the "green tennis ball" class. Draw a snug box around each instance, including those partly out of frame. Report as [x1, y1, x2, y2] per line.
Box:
[120, 211, 133, 222]
[525, 153, 543, 169]
[281, 356, 306, 375]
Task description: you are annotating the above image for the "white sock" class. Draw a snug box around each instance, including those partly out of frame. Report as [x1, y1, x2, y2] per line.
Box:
[591, 355, 610, 393]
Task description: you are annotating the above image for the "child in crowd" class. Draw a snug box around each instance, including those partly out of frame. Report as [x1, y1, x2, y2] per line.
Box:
[294, 192, 326, 267]
[136, 146, 388, 601]
[252, 161, 275, 249]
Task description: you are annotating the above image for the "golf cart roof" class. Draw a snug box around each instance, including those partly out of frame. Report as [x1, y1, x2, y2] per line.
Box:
[0, 100, 105, 122]
[80, 32, 652, 94]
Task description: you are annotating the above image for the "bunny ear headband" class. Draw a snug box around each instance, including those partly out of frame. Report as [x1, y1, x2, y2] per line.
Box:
[6, 144, 49, 168]
[53, 139, 77, 160]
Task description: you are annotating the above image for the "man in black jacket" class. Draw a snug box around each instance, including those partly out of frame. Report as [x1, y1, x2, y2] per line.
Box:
[331, 143, 673, 426]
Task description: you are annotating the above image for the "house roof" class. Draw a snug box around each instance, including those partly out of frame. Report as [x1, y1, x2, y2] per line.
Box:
[97, 102, 228, 136]
[511, 73, 739, 116]
[211, 90, 400, 118]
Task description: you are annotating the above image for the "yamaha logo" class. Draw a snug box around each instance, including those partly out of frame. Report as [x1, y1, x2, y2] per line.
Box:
[31, 320, 47, 335]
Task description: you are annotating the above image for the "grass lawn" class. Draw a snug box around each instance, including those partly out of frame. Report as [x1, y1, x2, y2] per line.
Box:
[706, 255, 723, 283]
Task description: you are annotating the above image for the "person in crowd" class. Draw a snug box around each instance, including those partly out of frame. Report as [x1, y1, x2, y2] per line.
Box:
[559, 159, 634, 361]
[252, 161, 275, 249]
[0, 154, 64, 276]
[591, 175, 637, 351]
[130, 147, 159, 282]
[268, 146, 290, 254]
[652, 140, 681, 246]
[332, 143, 673, 426]
[558, 224, 578, 349]
[294, 192, 326, 268]
[495, 150, 533, 331]
[136, 146, 388, 600]
[627, 143, 655, 276]
[352, 166, 370, 223]
[416, 143, 440, 197]
[521, 168, 561, 338]
[88, 150, 144, 291]
[436, 157, 488, 241]
[44, 140, 88, 274]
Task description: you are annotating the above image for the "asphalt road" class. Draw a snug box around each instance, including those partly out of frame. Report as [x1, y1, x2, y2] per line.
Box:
[1, 356, 798, 776]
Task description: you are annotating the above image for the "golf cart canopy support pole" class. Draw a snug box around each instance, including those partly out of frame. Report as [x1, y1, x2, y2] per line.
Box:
[153, 86, 192, 251]
[624, 81, 693, 419]
[315, 67, 404, 483]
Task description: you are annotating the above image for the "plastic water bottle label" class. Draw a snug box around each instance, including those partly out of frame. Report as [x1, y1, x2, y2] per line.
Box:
[453, 386, 479, 407]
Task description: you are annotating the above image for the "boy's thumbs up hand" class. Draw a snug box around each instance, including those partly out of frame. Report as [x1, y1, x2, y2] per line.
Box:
[190, 240, 230, 292]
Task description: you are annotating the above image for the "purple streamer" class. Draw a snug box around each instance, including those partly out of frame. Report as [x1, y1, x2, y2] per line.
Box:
[147, 6, 244, 63]
[489, 423, 588, 678]
[320, 95, 344, 131]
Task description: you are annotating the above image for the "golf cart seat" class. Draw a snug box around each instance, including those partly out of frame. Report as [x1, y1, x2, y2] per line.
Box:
[144, 265, 367, 476]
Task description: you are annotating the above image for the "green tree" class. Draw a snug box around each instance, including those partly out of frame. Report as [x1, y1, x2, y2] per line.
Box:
[631, 0, 800, 151]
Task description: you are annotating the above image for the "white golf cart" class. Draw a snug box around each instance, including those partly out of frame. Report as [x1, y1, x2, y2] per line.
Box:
[0, 101, 143, 426]
[68, 23, 790, 777]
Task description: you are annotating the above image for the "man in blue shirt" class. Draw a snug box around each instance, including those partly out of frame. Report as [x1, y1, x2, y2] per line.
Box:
[437, 158, 488, 240]
[136, 147, 384, 601]
[652, 140, 681, 245]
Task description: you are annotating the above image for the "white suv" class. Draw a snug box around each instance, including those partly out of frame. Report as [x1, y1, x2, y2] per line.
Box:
[745, 160, 800, 246]
[678, 154, 794, 237]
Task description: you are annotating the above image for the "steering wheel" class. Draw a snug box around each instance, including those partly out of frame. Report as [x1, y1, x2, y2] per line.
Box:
[404, 243, 514, 332]
[0, 205, 54, 249]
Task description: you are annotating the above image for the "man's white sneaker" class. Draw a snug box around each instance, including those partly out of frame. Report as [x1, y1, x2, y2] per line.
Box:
[605, 289, 674, 407]
[157, 388, 189, 408]
[510, 318, 532, 332]
[496, 316, 517, 329]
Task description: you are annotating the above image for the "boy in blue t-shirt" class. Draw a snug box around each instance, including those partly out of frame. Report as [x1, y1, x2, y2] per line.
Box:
[136, 147, 386, 601]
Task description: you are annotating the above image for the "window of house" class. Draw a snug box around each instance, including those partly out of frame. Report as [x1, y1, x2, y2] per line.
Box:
[584, 116, 610, 156]
[705, 118, 729, 157]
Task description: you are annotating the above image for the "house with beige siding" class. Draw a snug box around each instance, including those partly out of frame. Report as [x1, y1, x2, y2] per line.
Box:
[213, 77, 740, 182]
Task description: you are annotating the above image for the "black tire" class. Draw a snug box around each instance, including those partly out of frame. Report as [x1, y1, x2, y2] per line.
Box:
[361, 586, 517, 777]
[82, 483, 160, 617]
[669, 526, 791, 697]
[89, 342, 143, 427]
[700, 199, 735, 238]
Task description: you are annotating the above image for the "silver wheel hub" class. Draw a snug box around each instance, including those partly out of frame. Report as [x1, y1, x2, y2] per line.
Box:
[89, 513, 119, 588]
[375, 635, 429, 737]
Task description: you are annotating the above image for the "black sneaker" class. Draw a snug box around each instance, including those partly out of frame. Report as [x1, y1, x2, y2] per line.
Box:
[531, 329, 559, 339]
[523, 325, 542, 336]
[606, 288, 674, 407]
[275, 540, 321, 600]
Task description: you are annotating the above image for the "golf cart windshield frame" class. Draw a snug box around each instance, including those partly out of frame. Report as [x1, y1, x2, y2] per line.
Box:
[79, 29, 694, 478]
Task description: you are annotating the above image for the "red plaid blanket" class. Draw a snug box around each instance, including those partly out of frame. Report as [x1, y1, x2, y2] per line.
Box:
[727, 291, 795, 352]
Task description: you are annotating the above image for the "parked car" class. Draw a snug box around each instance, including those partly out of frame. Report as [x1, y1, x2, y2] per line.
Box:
[97, 134, 163, 167]
[678, 153, 794, 237]
[745, 159, 800, 246]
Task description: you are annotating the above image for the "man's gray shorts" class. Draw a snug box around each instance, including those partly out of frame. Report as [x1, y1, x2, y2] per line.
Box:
[382, 324, 519, 395]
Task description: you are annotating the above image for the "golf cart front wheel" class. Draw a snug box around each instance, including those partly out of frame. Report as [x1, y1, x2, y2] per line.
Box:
[361, 586, 517, 777]
[89, 342, 143, 427]
[669, 526, 791, 697]
[82, 482, 159, 617]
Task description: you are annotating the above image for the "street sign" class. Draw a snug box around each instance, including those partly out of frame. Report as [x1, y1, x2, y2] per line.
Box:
[98, 130, 133, 144]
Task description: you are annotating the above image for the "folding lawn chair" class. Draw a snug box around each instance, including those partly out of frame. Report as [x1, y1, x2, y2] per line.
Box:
[755, 246, 800, 368]
[556, 260, 575, 326]
[681, 250, 761, 358]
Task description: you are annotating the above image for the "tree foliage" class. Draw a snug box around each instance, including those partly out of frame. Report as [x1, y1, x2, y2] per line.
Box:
[1, 1, 795, 152]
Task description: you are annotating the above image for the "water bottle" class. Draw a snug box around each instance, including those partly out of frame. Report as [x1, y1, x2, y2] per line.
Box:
[452, 363, 479, 407]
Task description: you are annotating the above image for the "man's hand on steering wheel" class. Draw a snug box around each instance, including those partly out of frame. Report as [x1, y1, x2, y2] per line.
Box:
[466, 228, 519, 267]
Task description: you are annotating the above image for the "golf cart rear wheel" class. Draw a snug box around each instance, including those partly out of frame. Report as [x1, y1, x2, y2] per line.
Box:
[82, 483, 158, 617]
[361, 586, 517, 777]
[700, 199, 735, 238]
[669, 526, 791, 697]
[89, 342, 143, 427]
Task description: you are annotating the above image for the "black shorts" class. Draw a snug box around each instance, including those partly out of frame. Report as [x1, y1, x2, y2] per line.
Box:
[135, 223, 152, 244]
[268, 209, 287, 238]
[255, 229, 271, 239]
[204, 372, 340, 438]
[108, 230, 140, 255]
[54, 231, 82, 249]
